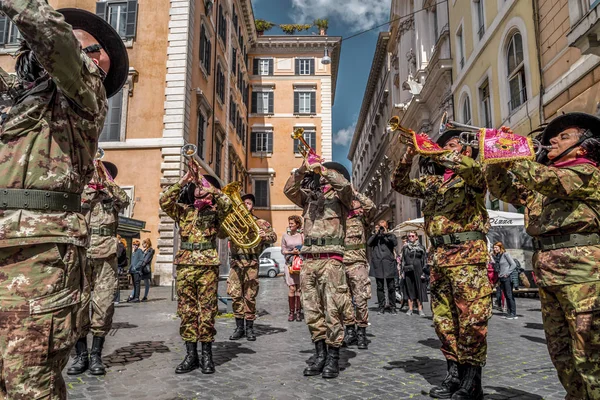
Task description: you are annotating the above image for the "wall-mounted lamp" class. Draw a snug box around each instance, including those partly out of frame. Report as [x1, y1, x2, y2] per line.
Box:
[321, 46, 331, 65]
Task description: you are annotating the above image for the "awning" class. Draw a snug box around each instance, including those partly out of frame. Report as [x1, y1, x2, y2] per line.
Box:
[117, 215, 146, 238]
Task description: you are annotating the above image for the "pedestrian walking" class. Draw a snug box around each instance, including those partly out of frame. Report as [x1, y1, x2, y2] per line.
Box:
[486, 112, 600, 399]
[401, 231, 428, 316]
[367, 220, 399, 315]
[128, 239, 144, 302]
[284, 159, 352, 379]
[281, 215, 304, 322]
[491, 242, 518, 319]
[393, 128, 492, 400]
[139, 239, 155, 302]
[0, 3, 127, 397]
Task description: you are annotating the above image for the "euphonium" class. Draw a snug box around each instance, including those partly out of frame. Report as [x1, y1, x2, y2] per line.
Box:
[220, 181, 261, 249]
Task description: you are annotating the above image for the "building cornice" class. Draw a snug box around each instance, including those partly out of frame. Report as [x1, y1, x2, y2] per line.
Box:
[348, 32, 391, 159]
[240, 0, 257, 43]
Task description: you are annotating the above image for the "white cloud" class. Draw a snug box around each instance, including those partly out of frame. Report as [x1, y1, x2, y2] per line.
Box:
[290, 0, 391, 33]
[333, 123, 356, 146]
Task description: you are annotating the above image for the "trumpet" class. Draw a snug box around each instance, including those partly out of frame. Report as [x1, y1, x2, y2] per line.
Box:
[439, 112, 552, 155]
[181, 143, 198, 158]
[386, 116, 418, 146]
[291, 128, 323, 164]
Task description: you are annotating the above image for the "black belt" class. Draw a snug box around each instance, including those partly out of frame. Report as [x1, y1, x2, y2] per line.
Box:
[181, 242, 215, 251]
[304, 237, 345, 246]
[90, 227, 115, 236]
[0, 188, 81, 213]
[345, 243, 366, 251]
[430, 231, 486, 248]
[532, 233, 600, 251]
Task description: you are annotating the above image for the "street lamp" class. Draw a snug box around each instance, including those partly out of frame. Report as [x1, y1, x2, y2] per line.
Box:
[321, 46, 331, 65]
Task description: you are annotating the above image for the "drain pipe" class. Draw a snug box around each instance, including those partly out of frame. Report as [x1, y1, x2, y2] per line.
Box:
[532, 0, 545, 125]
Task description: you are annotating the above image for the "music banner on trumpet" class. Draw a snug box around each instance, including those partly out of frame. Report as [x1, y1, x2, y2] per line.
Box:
[478, 127, 536, 165]
[401, 130, 448, 156]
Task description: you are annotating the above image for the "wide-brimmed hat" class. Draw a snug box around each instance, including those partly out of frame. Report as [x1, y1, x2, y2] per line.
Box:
[102, 161, 118, 179]
[241, 193, 256, 204]
[58, 8, 129, 98]
[322, 162, 351, 181]
[203, 174, 221, 190]
[436, 129, 479, 159]
[540, 112, 600, 145]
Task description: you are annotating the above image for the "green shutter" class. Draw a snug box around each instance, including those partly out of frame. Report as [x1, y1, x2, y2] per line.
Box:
[125, 0, 138, 39]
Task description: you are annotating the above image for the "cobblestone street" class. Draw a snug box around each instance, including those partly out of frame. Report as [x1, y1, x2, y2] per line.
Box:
[66, 277, 566, 400]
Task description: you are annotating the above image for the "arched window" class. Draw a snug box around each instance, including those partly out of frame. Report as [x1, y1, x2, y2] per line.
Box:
[506, 32, 527, 112]
[462, 95, 472, 125]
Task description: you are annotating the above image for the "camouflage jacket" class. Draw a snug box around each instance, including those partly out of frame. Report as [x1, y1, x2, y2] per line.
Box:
[230, 215, 277, 268]
[82, 179, 130, 259]
[344, 191, 376, 265]
[486, 160, 600, 286]
[160, 182, 232, 266]
[392, 153, 489, 267]
[0, 0, 108, 248]
[284, 167, 353, 255]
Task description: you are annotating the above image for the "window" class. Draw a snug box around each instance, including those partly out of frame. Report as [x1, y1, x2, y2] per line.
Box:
[217, 4, 227, 45]
[462, 96, 472, 125]
[229, 96, 237, 126]
[215, 138, 223, 178]
[216, 64, 225, 103]
[199, 25, 211, 74]
[119, 186, 135, 217]
[232, 7, 238, 31]
[99, 89, 124, 141]
[294, 91, 316, 114]
[479, 79, 492, 127]
[197, 112, 206, 159]
[251, 131, 273, 154]
[294, 130, 316, 155]
[475, 0, 485, 39]
[96, 1, 138, 40]
[295, 58, 315, 75]
[251, 91, 274, 114]
[457, 27, 465, 69]
[253, 58, 273, 76]
[0, 16, 22, 46]
[232, 47, 237, 74]
[506, 32, 527, 113]
[254, 179, 269, 207]
[432, 7, 438, 42]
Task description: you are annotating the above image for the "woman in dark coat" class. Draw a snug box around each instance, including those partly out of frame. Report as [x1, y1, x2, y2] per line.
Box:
[401, 231, 428, 316]
[128, 239, 144, 303]
[367, 220, 398, 314]
[139, 238, 155, 301]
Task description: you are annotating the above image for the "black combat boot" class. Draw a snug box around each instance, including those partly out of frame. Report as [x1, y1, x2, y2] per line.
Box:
[356, 326, 368, 350]
[175, 341, 200, 374]
[303, 340, 327, 376]
[89, 336, 106, 376]
[245, 320, 256, 341]
[321, 345, 340, 379]
[343, 325, 358, 347]
[67, 337, 89, 375]
[451, 364, 483, 400]
[200, 342, 215, 374]
[229, 318, 245, 340]
[430, 360, 461, 398]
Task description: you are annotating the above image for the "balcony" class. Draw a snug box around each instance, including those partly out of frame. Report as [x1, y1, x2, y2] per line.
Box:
[567, 3, 600, 56]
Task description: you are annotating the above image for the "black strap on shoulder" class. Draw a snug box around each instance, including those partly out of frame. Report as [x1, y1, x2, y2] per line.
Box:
[83, 44, 103, 54]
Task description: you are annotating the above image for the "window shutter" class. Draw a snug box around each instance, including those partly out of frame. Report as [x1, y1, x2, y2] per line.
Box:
[295, 59, 300, 75]
[125, 0, 138, 39]
[251, 132, 257, 152]
[268, 132, 273, 153]
[310, 59, 315, 75]
[206, 40, 211, 75]
[268, 59, 274, 75]
[293, 138, 299, 154]
[310, 92, 316, 114]
[95, 2, 107, 20]
[0, 17, 8, 45]
[268, 92, 274, 114]
[310, 132, 316, 150]
[253, 58, 259, 75]
[294, 92, 299, 114]
[251, 92, 257, 113]
[200, 27, 205, 61]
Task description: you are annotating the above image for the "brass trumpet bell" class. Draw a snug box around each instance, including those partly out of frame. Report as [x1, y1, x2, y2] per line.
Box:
[181, 143, 198, 157]
[291, 127, 320, 160]
[386, 116, 415, 146]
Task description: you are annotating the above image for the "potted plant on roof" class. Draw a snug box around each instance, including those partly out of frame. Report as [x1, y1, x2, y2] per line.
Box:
[314, 18, 329, 35]
[255, 19, 275, 36]
[279, 24, 312, 35]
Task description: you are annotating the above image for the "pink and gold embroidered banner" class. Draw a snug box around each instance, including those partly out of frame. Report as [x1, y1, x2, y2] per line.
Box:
[401, 130, 448, 156]
[478, 127, 535, 164]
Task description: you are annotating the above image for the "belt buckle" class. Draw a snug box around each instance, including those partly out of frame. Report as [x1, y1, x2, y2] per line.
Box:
[431, 237, 441, 247]
[449, 233, 458, 245]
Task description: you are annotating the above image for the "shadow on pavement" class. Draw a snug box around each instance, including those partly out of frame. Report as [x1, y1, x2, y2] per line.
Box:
[418, 338, 441, 349]
[141, 297, 167, 303]
[212, 341, 256, 366]
[253, 323, 287, 337]
[527, 308, 542, 312]
[384, 356, 446, 385]
[521, 335, 547, 345]
[103, 341, 170, 368]
[299, 346, 357, 370]
[111, 322, 138, 329]
[524, 322, 544, 330]
[486, 386, 544, 399]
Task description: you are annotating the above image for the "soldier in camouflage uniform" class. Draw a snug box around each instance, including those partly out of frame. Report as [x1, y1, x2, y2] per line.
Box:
[228, 193, 277, 342]
[67, 161, 130, 376]
[485, 112, 600, 400]
[0, 3, 127, 398]
[160, 168, 232, 375]
[392, 131, 491, 400]
[284, 160, 353, 379]
[341, 189, 375, 350]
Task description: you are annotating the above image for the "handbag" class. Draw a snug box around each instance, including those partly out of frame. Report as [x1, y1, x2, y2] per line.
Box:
[289, 255, 302, 275]
[142, 264, 151, 275]
[519, 271, 531, 288]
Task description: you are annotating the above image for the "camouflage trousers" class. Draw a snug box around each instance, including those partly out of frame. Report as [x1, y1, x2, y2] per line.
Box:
[227, 263, 259, 321]
[539, 282, 600, 399]
[301, 258, 349, 347]
[0, 243, 84, 400]
[176, 265, 219, 343]
[430, 263, 492, 366]
[342, 262, 372, 327]
[79, 255, 118, 338]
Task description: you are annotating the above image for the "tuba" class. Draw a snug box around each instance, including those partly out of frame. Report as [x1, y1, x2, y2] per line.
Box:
[220, 182, 261, 249]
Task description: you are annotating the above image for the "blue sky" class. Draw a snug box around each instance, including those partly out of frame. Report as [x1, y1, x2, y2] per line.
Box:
[252, 0, 392, 171]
